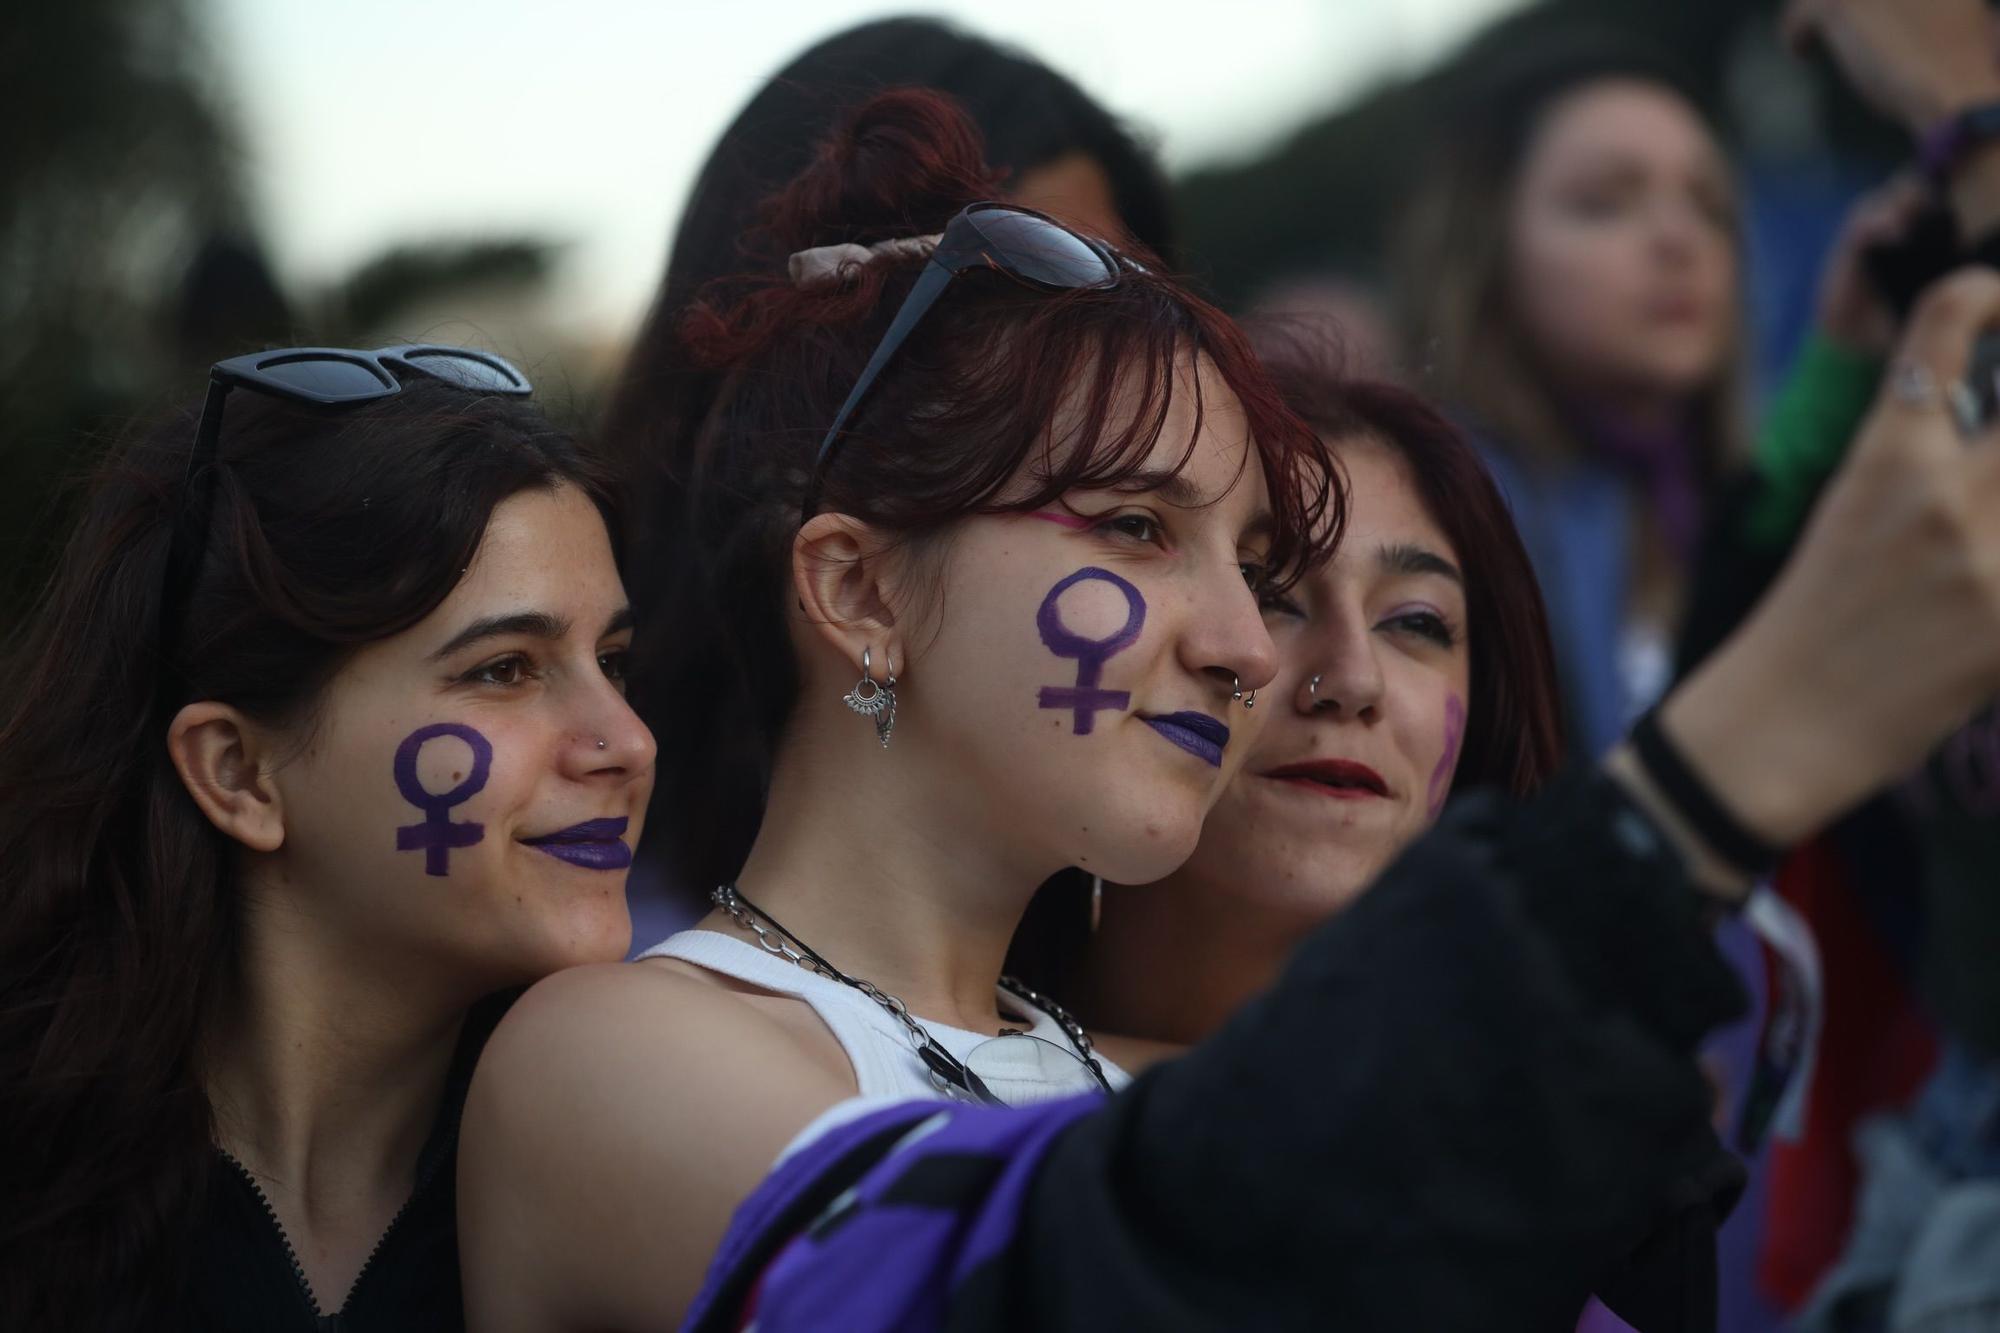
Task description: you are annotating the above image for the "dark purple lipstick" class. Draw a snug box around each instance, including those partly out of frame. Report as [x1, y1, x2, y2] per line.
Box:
[1142, 711, 1229, 768]
[520, 816, 632, 870]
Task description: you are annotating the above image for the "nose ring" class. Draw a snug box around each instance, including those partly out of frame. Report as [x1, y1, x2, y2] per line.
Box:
[1232, 675, 1256, 709]
[1307, 672, 1338, 712]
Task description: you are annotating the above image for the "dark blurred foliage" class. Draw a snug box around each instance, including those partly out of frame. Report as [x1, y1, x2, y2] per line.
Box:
[0, 1, 556, 625]
[1176, 0, 1908, 306]
[1, 0, 241, 623]
[334, 240, 556, 334]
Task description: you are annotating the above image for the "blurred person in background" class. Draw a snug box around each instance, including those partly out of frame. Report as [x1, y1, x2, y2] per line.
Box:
[1399, 42, 1761, 1331]
[1675, 1, 2000, 1326]
[0, 357, 653, 1331]
[599, 17, 1175, 938]
[1401, 35, 1747, 762]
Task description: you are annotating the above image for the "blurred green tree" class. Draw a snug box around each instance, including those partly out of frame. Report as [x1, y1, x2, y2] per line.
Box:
[0, 1, 560, 625]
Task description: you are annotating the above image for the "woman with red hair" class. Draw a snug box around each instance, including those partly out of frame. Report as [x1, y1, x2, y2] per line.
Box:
[458, 89, 2000, 1332]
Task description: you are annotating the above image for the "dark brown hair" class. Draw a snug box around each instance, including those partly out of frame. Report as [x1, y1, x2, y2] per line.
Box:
[645, 89, 1340, 891]
[1008, 362, 1561, 997]
[1268, 366, 1564, 796]
[0, 379, 611, 1328]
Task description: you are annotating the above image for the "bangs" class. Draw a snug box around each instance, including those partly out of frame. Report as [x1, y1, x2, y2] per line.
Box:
[825, 266, 1342, 591]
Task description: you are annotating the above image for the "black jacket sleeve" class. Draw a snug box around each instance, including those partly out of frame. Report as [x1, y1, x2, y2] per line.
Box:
[984, 772, 1746, 1333]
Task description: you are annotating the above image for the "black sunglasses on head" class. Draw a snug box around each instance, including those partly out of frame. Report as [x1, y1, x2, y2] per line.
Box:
[798, 203, 1126, 523]
[164, 343, 534, 642]
[188, 343, 532, 470]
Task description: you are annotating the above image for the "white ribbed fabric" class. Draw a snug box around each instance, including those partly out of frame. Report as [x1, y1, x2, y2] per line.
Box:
[635, 929, 1130, 1101]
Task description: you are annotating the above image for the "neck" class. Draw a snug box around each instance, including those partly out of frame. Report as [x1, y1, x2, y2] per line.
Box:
[1567, 385, 1692, 441]
[721, 713, 1051, 1036]
[205, 874, 467, 1221]
[1078, 874, 1315, 1045]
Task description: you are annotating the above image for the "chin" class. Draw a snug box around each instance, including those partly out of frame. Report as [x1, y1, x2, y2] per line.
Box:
[1086, 797, 1207, 886]
[510, 898, 634, 983]
[1624, 342, 1727, 398]
[1187, 835, 1395, 922]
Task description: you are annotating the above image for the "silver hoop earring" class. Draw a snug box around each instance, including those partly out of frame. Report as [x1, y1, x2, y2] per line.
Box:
[1232, 675, 1256, 709]
[843, 646, 898, 748]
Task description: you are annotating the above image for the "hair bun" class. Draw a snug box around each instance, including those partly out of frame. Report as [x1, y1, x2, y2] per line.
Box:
[762, 88, 1003, 253]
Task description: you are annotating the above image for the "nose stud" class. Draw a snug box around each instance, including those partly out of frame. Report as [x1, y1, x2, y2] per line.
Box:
[1232, 675, 1256, 709]
[596, 738, 607, 750]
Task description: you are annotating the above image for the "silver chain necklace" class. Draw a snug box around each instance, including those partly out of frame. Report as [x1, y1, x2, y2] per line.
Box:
[712, 883, 1110, 1104]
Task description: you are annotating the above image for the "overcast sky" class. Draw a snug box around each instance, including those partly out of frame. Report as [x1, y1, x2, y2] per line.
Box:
[201, 0, 1527, 341]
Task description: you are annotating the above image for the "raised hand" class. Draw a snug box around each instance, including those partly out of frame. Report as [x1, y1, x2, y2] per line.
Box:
[1655, 267, 2000, 861]
[1781, 0, 2000, 135]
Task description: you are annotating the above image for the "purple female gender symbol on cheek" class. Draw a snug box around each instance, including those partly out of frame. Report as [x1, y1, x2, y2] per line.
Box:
[1036, 566, 1147, 735]
[1427, 693, 1466, 819]
[393, 722, 493, 876]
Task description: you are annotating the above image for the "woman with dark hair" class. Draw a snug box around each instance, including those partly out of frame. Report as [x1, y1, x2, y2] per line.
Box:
[1401, 33, 1747, 760]
[462, 89, 2000, 1332]
[0, 350, 655, 1330]
[600, 18, 1174, 905]
[1064, 372, 1565, 1044]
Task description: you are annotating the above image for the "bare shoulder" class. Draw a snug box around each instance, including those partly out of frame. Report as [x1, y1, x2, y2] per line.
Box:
[459, 962, 852, 1331]
[1091, 1029, 1187, 1077]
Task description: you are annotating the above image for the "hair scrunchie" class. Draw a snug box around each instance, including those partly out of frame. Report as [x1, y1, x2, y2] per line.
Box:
[787, 234, 941, 289]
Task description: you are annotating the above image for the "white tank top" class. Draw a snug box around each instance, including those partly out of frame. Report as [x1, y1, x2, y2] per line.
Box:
[635, 929, 1131, 1101]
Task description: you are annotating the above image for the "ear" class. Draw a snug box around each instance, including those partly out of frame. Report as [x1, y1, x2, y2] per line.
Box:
[166, 702, 288, 854]
[791, 512, 911, 680]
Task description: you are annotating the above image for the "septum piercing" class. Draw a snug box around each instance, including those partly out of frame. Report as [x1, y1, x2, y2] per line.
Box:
[1232, 674, 1256, 709]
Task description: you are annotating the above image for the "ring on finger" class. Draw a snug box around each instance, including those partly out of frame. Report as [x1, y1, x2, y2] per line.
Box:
[1889, 357, 1944, 409]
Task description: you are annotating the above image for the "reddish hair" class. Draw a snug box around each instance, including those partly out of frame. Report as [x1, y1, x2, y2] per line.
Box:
[1267, 359, 1564, 796]
[645, 89, 1341, 888]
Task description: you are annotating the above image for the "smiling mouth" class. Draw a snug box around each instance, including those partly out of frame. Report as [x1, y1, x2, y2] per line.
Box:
[1142, 712, 1230, 768]
[1263, 759, 1390, 799]
[520, 816, 632, 870]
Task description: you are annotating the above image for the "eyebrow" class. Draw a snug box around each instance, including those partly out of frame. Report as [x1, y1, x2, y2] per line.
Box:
[1112, 467, 1278, 543]
[430, 606, 634, 661]
[1377, 542, 1463, 586]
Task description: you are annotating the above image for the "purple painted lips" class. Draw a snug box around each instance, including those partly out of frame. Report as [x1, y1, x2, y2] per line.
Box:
[520, 816, 632, 871]
[1142, 711, 1230, 768]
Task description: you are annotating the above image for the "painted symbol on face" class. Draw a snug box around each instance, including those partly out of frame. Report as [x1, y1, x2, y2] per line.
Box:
[1427, 693, 1466, 819]
[1036, 566, 1147, 735]
[393, 723, 492, 876]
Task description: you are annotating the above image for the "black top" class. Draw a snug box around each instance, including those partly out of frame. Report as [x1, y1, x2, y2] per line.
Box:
[989, 769, 1749, 1332]
[180, 993, 512, 1333]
